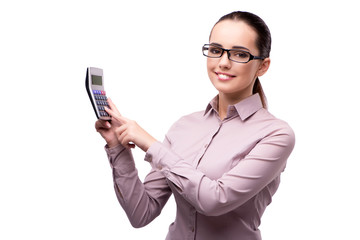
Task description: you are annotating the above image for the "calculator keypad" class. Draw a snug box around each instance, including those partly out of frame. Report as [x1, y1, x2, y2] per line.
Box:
[93, 90, 110, 118]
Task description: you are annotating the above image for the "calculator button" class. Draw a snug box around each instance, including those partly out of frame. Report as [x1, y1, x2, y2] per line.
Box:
[100, 111, 109, 117]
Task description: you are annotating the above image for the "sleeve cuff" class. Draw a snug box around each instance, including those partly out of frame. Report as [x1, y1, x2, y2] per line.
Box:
[144, 141, 181, 171]
[105, 144, 136, 174]
[144, 141, 205, 197]
[105, 143, 124, 154]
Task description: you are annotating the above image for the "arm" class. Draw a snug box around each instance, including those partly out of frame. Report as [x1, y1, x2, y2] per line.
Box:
[95, 98, 171, 227]
[102, 98, 294, 217]
[145, 127, 295, 216]
[106, 144, 172, 228]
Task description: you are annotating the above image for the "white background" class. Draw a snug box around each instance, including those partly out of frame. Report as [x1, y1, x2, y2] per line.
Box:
[1, 0, 359, 239]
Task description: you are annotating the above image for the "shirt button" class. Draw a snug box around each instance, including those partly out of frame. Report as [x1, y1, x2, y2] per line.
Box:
[204, 144, 208, 148]
[191, 227, 195, 232]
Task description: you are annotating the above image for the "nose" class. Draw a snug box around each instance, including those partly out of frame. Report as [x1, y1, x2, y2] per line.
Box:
[218, 50, 232, 69]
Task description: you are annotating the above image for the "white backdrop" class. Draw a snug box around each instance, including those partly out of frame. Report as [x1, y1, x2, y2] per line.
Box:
[1, 0, 359, 239]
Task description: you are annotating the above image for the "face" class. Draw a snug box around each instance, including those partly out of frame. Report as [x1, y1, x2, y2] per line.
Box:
[207, 20, 270, 102]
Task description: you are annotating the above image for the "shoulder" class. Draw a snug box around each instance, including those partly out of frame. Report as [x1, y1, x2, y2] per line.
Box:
[170, 110, 205, 129]
[164, 110, 207, 142]
[254, 108, 295, 148]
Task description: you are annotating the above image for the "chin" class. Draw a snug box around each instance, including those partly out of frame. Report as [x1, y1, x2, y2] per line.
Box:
[213, 83, 253, 99]
[211, 80, 235, 93]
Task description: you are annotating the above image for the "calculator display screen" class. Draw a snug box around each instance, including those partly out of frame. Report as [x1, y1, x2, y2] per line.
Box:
[91, 75, 102, 85]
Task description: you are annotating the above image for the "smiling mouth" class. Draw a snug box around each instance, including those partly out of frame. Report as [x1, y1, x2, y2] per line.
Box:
[216, 72, 235, 81]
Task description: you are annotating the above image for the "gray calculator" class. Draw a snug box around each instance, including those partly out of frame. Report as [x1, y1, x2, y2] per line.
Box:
[85, 67, 111, 120]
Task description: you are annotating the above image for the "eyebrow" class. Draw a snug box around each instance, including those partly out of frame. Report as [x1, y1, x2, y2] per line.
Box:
[210, 42, 250, 51]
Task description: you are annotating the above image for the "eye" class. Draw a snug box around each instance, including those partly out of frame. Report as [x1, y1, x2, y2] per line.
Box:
[208, 46, 222, 55]
[233, 51, 249, 59]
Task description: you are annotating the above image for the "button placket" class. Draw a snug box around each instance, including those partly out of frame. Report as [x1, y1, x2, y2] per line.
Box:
[189, 208, 197, 237]
[194, 122, 222, 167]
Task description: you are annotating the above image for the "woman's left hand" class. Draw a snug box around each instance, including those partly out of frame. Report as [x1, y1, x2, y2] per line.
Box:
[105, 98, 157, 152]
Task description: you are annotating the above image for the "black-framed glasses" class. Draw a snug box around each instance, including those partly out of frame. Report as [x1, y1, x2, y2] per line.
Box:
[202, 44, 264, 63]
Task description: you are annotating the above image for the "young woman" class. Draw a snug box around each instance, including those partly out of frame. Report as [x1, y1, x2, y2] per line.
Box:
[95, 11, 295, 240]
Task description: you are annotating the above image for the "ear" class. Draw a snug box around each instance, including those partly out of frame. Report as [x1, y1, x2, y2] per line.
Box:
[257, 58, 271, 77]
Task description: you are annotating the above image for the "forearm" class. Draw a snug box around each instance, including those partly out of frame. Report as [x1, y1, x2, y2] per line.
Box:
[145, 131, 295, 216]
[106, 144, 170, 227]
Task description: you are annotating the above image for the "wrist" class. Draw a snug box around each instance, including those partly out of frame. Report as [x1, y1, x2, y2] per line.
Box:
[143, 137, 157, 152]
[107, 139, 121, 149]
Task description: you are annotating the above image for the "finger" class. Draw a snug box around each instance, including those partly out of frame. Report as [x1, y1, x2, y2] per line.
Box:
[115, 124, 127, 137]
[105, 106, 128, 125]
[115, 125, 135, 149]
[128, 143, 136, 149]
[121, 137, 136, 149]
[95, 119, 111, 131]
[107, 98, 121, 115]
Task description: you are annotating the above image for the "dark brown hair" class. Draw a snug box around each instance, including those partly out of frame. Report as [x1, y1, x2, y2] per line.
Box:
[212, 11, 271, 108]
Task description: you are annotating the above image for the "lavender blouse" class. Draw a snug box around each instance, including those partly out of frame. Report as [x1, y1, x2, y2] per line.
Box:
[105, 93, 295, 240]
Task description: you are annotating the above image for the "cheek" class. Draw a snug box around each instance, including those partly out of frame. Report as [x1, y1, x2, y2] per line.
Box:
[235, 63, 259, 77]
[206, 58, 215, 70]
[206, 59, 217, 76]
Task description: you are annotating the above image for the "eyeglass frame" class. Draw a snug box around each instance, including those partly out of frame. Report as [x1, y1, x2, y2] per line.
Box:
[202, 44, 265, 63]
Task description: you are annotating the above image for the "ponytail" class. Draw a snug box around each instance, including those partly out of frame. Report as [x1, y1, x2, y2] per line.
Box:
[253, 77, 267, 109]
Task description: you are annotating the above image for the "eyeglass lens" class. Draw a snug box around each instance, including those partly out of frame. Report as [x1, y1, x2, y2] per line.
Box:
[203, 45, 251, 63]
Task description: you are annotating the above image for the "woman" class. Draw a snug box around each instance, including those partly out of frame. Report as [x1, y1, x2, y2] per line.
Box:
[95, 11, 295, 240]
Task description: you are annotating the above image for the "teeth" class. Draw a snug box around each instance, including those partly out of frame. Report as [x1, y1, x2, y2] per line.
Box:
[218, 74, 231, 79]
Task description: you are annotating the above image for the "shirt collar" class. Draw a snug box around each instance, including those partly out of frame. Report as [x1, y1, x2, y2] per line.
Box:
[205, 93, 263, 121]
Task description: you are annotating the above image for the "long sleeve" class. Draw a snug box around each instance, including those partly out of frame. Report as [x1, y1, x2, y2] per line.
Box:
[135, 94, 296, 239]
[145, 122, 295, 217]
[106, 144, 172, 228]
[103, 94, 296, 240]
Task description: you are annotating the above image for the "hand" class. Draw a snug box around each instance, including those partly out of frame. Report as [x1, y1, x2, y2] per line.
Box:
[95, 117, 121, 149]
[104, 98, 157, 152]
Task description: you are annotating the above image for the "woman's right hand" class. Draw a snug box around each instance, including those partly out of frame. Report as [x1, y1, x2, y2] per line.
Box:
[95, 117, 121, 148]
[95, 97, 138, 149]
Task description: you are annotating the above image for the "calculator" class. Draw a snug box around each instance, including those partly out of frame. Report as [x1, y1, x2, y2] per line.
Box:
[85, 67, 111, 120]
